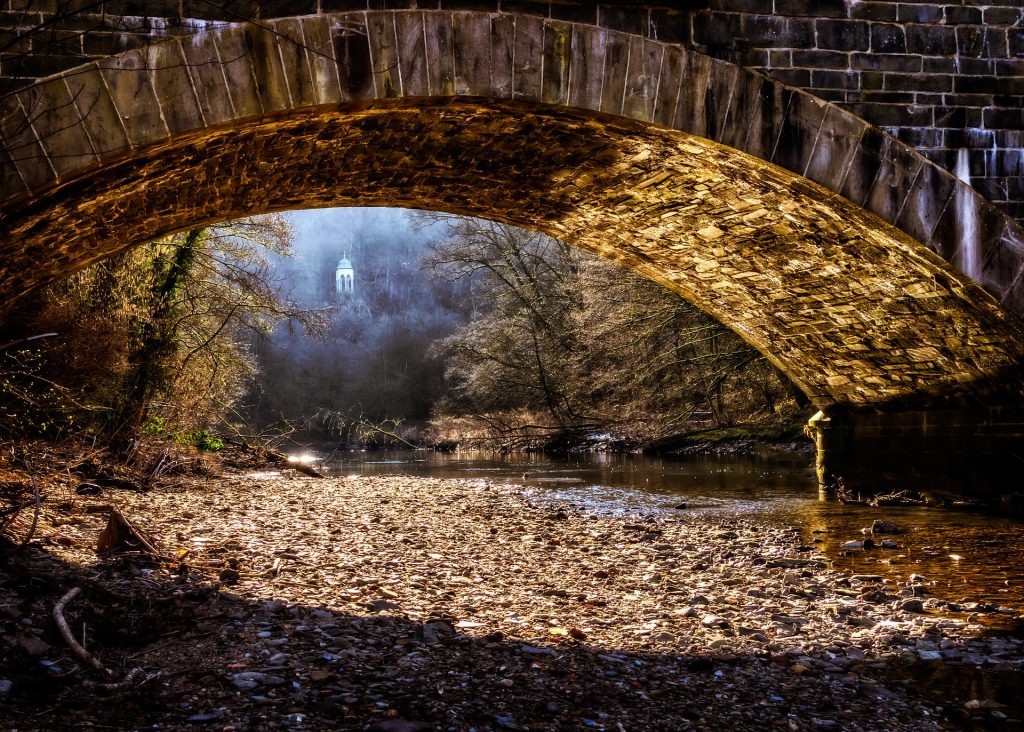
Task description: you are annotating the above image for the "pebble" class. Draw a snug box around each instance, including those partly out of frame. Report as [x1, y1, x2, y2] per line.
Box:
[15, 473, 1021, 732]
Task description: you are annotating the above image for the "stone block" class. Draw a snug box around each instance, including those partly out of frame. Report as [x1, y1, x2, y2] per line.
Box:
[868, 22, 909, 53]
[840, 126, 888, 207]
[692, 11, 741, 50]
[791, 49, 851, 70]
[489, 13, 514, 98]
[541, 20, 572, 106]
[16, 76, 97, 181]
[511, 13, 542, 101]
[851, 2, 898, 22]
[816, 19, 869, 51]
[810, 70, 858, 90]
[648, 9, 689, 45]
[423, 10, 456, 97]
[849, 52, 922, 73]
[597, 7, 647, 37]
[743, 14, 814, 49]
[896, 3, 943, 24]
[98, 49, 169, 147]
[210, 26, 263, 119]
[716, 68, 762, 151]
[177, 31, 235, 126]
[988, 6, 1023, 25]
[905, 23, 957, 56]
[771, 91, 827, 178]
[978, 220, 1024, 297]
[669, 50, 710, 137]
[775, 0, 847, 18]
[742, 80, 792, 162]
[145, 41, 206, 137]
[702, 58, 741, 142]
[0, 93, 53, 192]
[621, 37, 663, 123]
[243, 23, 294, 111]
[300, 16, 343, 106]
[651, 43, 685, 129]
[896, 160, 956, 246]
[599, 29, 629, 116]
[453, 11, 491, 96]
[804, 106, 867, 192]
[365, 12, 402, 98]
[568, 24, 606, 113]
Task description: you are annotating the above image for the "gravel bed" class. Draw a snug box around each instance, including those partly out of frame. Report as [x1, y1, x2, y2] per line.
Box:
[1, 474, 1021, 730]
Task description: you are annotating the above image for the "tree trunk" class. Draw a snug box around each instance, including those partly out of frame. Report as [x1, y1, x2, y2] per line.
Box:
[110, 229, 204, 455]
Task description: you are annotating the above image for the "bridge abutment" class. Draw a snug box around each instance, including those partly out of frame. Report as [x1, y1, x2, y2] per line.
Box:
[810, 405, 1024, 500]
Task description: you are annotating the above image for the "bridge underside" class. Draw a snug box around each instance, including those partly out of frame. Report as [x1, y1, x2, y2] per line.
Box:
[1, 6, 1023, 495]
[5, 99, 1024, 408]
[3, 99, 1024, 495]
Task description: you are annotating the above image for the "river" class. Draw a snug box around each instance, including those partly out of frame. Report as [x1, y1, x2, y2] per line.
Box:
[308, 448, 1024, 630]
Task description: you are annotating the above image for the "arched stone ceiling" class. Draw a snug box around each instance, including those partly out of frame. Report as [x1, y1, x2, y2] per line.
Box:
[1, 10, 1023, 410]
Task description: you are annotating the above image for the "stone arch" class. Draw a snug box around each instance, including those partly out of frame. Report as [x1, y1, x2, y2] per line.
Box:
[2, 9, 1024, 414]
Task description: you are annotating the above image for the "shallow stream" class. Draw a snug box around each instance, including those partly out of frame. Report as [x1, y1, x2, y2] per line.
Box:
[313, 448, 1024, 632]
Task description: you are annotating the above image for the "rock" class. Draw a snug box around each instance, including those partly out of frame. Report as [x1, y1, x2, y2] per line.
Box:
[232, 671, 286, 689]
[899, 599, 926, 613]
[918, 650, 942, 661]
[701, 614, 727, 628]
[673, 502, 688, 510]
[498, 678, 514, 687]
[368, 599, 401, 612]
[870, 520, 902, 534]
[0, 679, 11, 695]
[841, 541, 864, 549]
[75, 482, 102, 495]
[17, 636, 50, 657]
[218, 568, 240, 585]
[880, 539, 898, 549]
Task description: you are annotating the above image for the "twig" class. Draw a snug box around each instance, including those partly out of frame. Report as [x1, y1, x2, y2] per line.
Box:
[15, 452, 42, 550]
[53, 587, 111, 676]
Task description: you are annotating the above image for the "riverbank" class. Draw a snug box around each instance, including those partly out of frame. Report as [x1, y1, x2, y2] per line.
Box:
[1, 473, 1021, 730]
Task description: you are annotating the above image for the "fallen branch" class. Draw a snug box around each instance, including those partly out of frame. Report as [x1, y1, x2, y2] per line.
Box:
[53, 587, 111, 676]
[81, 666, 149, 691]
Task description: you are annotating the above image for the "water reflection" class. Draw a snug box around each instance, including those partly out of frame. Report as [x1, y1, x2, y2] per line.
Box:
[318, 449, 1024, 627]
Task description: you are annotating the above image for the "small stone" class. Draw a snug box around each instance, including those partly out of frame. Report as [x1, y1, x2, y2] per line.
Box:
[218, 568, 240, 585]
[0, 679, 11, 695]
[17, 636, 49, 657]
[368, 599, 401, 612]
[498, 678, 514, 687]
[899, 599, 926, 613]
[871, 520, 902, 534]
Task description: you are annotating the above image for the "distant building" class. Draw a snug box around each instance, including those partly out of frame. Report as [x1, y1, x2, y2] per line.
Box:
[335, 253, 354, 295]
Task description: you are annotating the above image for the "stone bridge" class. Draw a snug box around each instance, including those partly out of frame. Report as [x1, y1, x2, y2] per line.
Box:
[2, 3, 1024, 494]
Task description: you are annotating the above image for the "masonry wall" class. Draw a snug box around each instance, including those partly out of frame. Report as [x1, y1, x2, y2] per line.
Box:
[1, 1, 1022, 225]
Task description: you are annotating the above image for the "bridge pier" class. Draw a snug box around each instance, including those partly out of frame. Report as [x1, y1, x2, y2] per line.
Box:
[809, 405, 1024, 500]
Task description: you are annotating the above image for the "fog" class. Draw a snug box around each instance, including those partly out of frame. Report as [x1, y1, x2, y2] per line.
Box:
[249, 207, 469, 438]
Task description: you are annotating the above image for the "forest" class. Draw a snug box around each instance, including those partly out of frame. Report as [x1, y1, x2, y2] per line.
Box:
[0, 207, 808, 460]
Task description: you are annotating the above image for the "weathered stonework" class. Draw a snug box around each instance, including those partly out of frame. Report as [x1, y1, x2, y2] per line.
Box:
[2, 1, 1022, 227]
[1, 8, 1024, 494]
